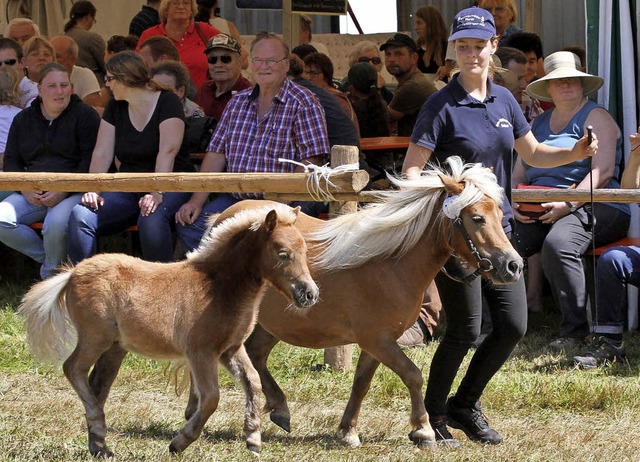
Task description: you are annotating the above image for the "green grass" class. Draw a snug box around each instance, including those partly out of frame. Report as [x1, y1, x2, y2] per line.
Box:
[2, 280, 640, 461]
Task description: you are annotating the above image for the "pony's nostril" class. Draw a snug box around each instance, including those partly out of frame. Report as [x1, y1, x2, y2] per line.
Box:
[508, 260, 522, 275]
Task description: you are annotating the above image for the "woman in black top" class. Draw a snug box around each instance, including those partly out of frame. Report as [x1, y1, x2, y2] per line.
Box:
[68, 51, 192, 264]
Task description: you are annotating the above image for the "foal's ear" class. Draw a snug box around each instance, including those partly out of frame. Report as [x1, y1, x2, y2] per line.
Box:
[264, 209, 278, 235]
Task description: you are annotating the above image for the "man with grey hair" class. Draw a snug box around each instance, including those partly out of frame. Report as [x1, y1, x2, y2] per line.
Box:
[5, 18, 40, 47]
[49, 35, 102, 107]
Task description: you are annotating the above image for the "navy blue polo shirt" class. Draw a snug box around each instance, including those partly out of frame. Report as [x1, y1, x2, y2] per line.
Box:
[411, 73, 530, 232]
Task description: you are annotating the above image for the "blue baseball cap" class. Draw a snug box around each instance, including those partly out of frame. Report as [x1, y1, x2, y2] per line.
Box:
[449, 7, 497, 42]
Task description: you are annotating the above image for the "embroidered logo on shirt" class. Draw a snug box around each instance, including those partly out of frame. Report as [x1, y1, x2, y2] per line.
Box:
[495, 118, 513, 128]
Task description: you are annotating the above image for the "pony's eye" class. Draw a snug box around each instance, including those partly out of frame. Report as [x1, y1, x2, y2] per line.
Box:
[472, 215, 486, 224]
[278, 251, 291, 261]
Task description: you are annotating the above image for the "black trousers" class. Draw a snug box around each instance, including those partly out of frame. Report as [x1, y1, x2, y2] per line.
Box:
[424, 255, 527, 417]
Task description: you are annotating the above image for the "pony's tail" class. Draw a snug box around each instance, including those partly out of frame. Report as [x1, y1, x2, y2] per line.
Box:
[18, 270, 76, 364]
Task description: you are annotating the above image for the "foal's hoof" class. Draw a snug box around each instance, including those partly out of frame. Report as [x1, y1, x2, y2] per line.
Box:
[270, 413, 291, 433]
[168, 442, 183, 454]
[247, 443, 261, 455]
[89, 448, 114, 458]
[341, 433, 362, 448]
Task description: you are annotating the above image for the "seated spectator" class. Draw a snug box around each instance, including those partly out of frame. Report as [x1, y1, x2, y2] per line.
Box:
[291, 44, 317, 61]
[129, 0, 161, 37]
[512, 52, 630, 348]
[288, 55, 359, 149]
[194, 0, 248, 69]
[67, 51, 193, 264]
[50, 35, 103, 108]
[175, 32, 330, 252]
[0, 66, 22, 202]
[574, 131, 640, 367]
[4, 18, 39, 47]
[495, 46, 539, 121]
[303, 52, 359, 134]
[137, 0, 220, 88]
[0, 37, 38, 108]
[138, 35, 198, 99]
[478, 0, 522, 46]
[195, 33, 252, 120]
[503, 31, 546, 116]
[101, 35, 139, 106]
[381, 33, 437, 136]
[64, 1, 107, 85]
[22, 36, 55, 84]
[0, 63, 100, 279]
[299, 14, 331, 58]
[150, 60, 204, 117]
[340, 40, 393, 103]
[562, 45, 587, 72]
[414, 6, 451, 82]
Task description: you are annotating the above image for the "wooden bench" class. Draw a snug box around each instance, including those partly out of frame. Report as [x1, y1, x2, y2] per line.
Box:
[584, 237, 640, 256]
[360, 136, 411, 152]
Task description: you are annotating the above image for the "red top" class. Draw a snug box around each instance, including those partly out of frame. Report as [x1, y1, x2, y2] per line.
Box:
[195, 75, 253, 120]
[138, 21, 219, 88]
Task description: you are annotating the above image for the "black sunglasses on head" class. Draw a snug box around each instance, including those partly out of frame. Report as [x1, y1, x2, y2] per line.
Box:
[0, 59, 17, 66]
[207, 55, 233, 64]
[358, 56, 382, 65]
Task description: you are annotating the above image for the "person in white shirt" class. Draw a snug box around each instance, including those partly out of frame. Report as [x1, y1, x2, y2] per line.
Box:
[0, 37, 38, 108]
[49, 35, 103, 108]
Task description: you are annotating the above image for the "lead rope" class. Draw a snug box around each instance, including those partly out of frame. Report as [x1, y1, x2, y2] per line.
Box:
[586, 126, 599, 333]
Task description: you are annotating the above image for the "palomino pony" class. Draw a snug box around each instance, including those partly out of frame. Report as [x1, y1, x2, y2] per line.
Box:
[19, 207, 319, 457]
[207, 156, 523, 449]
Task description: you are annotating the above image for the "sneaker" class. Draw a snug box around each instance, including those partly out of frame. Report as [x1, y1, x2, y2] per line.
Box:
[446, 398, 502, 444]
[573, 335, 625, 368]
[547, 337, 582, 349]
[397, 321, 426, 348]
[430, 416, 461, 448]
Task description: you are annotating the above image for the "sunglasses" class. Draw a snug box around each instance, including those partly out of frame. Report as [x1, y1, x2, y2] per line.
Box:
[358, 56, 382, 65]
[0, 58, 17, 66]
[207, 55, 233, 65]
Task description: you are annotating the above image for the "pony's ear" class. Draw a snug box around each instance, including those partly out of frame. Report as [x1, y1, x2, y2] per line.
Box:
[439, 174, 463, 195]
[264, 210, 278, 235]
[292, 206, 301, 216]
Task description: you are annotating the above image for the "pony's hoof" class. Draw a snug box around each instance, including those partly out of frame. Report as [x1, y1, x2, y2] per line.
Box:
[168, 442, 182, 454]
[89, 448, 114, 458]
[409, 431, 436, 450]
[341, 433, 362, 448]
[270, 413, 290, 433]
[247, 443, 261, 455]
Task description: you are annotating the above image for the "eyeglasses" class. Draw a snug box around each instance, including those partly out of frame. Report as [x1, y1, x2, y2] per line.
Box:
[104, 75, 117, 83]
[207, 55, 233, 65]
[251, 57, 287, 68]
[169, 0, 191, 6]
[357, 56, 382, 65]
[0, 59, 17, 66]
[485, 6, 507, 13]
[305, 69, 322, 76]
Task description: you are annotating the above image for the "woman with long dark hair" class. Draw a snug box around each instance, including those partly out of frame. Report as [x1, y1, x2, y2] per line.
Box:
[64, 0, 106, 84]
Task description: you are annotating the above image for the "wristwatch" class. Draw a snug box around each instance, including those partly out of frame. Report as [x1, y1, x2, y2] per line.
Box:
[565, 201, 578, 213]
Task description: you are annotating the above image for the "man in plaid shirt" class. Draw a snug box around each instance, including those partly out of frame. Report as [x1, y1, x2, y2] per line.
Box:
[176, 32, 330, 252]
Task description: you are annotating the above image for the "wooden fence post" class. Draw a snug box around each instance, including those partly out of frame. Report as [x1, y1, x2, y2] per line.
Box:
[324, 145, 359, 372]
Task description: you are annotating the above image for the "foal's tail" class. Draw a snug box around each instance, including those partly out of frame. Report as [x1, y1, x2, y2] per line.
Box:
[18, 269, 76, 364]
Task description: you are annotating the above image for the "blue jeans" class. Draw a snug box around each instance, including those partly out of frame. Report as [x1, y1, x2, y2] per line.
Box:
[0, 192, 81, 279]
[67, 191, 191, 263]
[176, 193, 328, 253]
[593, 246, 640, 335]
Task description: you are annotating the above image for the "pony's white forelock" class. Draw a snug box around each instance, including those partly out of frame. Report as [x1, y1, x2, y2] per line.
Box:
[187, 203, 298, 261]
[310, 156, 504, 271]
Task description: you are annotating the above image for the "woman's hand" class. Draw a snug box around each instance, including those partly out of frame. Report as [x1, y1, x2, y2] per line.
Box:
[512, 203, 538, 224]
[630, 127, 640, 154]
[139, 192, 163, 217]
[21, 190, 44, 206]
[571, 131, 598, 161]
[538, 201, 571, 225]
[39, 191, 68, 208]
[81, 192, 104, 210]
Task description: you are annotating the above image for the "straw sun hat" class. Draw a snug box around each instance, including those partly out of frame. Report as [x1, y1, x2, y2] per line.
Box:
[526, 51, 603, 102]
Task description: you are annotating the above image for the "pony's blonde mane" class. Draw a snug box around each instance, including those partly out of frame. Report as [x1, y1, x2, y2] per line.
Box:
[187, 203, 299, 262]
[310, 156, 504, 271]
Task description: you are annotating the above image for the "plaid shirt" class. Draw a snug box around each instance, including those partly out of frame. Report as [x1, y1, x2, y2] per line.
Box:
[209, 79, 329, 186]
[521, 92, 544, 123]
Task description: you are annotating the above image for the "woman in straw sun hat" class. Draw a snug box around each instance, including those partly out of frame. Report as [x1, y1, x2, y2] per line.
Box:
[513, 51, 630, 349]
[402, 8, 598, 447]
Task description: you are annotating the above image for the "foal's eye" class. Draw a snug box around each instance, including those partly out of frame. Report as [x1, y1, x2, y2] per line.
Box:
[472, 215, 486, 224]
[278, 251, 291, 261]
